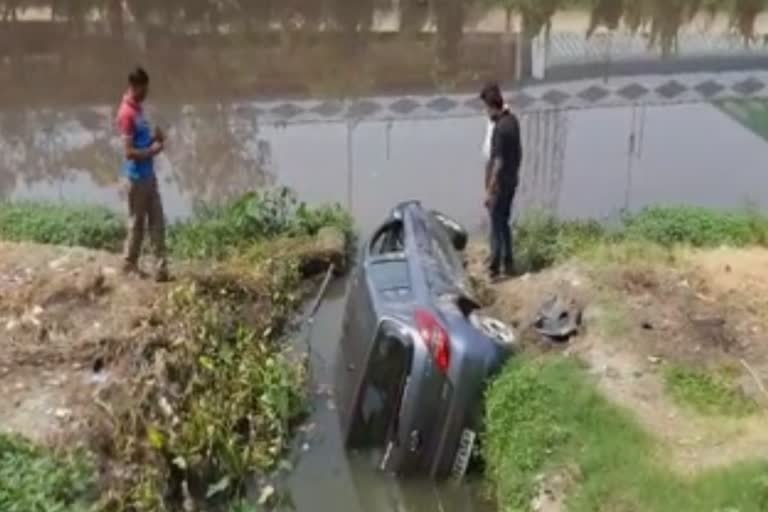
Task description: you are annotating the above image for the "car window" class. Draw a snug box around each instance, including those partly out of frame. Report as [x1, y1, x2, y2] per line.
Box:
[410, 213, 457, 295]
[426, 213, 464, 276]
[370, 220, 404, 255]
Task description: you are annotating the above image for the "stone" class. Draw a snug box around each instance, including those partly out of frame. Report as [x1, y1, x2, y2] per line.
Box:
[54, 408, 72, 420]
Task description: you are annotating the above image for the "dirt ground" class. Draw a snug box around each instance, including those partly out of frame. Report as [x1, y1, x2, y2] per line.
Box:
[0, 232, 344, 450]
[468, 245, 768, 475]
[0, 242, 174, 445]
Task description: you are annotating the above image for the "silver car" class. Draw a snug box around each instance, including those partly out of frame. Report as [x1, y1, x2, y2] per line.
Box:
[336, 200, 517, 480]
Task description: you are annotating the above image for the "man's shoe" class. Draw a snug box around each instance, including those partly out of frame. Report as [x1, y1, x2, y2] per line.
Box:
[154, 267, 173, 283]
[121, 262, 148, 279]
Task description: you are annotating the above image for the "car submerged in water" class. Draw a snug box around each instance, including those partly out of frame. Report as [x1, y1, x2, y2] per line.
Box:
[335, 200, 517, 480]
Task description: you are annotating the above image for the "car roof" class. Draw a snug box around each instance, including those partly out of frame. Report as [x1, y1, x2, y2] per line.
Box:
[392, 202, 474, 303]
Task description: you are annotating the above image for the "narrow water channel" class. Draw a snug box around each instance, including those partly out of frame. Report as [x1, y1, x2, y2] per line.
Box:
[281, 278, 496, 512]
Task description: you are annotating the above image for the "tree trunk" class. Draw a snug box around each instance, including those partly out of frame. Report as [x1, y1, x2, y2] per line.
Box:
[434, 0, 464, 80]
[108, 0, 124, 40]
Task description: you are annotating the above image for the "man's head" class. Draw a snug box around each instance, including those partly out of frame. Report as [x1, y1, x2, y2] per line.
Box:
[480, 82, 505, 120]
[128, 67, 150, 103]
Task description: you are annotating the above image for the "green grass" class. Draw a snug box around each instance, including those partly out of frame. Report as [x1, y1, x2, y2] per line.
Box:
[514, 206, 768, 272]
[623, 206, 768, 248]
[0, 435, 95, 512]
[664, 365, 759, 417]
[0, 187, 353, 261]
[0, 201, 125, 251]
[484, 358, 768, 512]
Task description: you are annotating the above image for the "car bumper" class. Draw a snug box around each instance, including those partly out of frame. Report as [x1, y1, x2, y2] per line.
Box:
[390, 350, 496, 479]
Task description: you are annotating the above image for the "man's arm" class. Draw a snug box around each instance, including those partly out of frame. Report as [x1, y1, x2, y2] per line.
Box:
[118, 112, 162, 161]
[122, 137, 163, 161]
[487, 122, 504, 196]
[484, 158, 493, 191]
[512, 115, 522, 173]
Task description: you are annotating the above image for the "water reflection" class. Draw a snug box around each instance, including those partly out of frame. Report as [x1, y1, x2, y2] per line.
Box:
[4, 100, 767, 233]
[0, 104, 274, 206]
[3, 0, 768, 105]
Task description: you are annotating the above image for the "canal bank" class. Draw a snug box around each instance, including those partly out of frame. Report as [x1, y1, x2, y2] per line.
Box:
[470, 208, 768, 511]
[0, 191, 351, 511]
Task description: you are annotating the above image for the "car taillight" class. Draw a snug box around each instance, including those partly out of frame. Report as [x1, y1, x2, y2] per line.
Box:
[415, 309, 451, 374]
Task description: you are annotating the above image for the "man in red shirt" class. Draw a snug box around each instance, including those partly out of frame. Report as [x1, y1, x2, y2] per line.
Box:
[116, 67, 170, 281]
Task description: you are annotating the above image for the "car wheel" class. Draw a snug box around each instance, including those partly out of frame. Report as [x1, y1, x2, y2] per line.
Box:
[470, 313, 517, 348]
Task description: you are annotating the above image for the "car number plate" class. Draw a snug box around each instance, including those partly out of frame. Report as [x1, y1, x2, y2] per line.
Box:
[451, 428, 476, 480]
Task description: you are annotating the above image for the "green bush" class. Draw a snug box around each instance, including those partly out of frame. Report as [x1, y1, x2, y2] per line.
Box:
[0, 201, 125, 250]
[514, 213, 607, 271]
[0, 189, 352, 261]
[0, 435, 95, 512]
[168, 188, 352, 260]
[111, 259, 308, 512]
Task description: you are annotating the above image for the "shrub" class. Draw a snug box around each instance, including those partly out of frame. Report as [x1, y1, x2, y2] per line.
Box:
[169, 188, 352, 260]
[514, 212, 606, 271]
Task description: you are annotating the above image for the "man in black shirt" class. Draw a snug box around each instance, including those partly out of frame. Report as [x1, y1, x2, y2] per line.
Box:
[481, 83, 522, 279]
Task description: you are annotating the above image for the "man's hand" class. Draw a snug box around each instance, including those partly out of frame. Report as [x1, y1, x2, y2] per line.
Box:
[484, 189, 496, 209]
[154, 127, 166, 144]
[150, 140, 164, 156]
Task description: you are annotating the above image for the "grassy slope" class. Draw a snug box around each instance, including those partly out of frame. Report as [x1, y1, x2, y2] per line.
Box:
[485, 206, 768, 511]
[486, 359, 768, 512]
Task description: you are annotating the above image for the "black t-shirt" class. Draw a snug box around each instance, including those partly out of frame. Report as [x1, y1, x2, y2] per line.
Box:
[490, 111, 522, 190]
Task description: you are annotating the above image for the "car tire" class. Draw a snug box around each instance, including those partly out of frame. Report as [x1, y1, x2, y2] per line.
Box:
[470, 313, 517, 349]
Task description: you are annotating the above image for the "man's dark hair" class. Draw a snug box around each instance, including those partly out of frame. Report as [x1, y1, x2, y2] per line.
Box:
[480, 82, 504, 110]
[128, 67, 149, 87]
